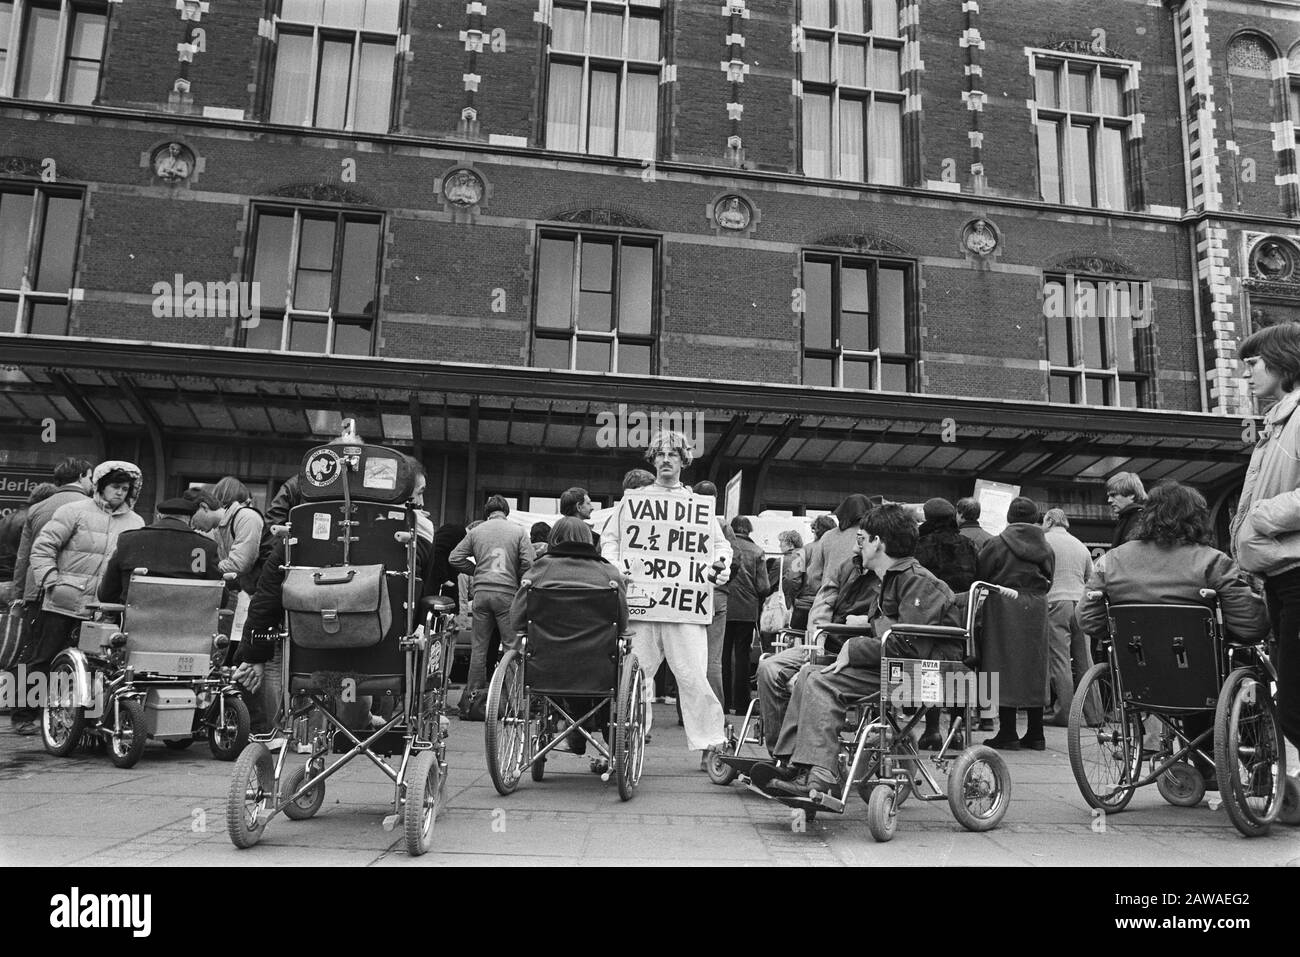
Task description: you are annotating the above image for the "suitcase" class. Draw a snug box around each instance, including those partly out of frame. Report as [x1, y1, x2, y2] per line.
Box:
[0, 603, 28, 671]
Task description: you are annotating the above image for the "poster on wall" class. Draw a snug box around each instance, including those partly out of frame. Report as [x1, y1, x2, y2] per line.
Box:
[0, 467, 49, 518]
[973, 479, 1020, 536]
[724, 471, 742, 522]
[615, 489, 716, 625]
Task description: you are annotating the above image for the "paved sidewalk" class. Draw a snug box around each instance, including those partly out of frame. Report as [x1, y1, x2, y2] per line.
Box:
[1, 707, 1296, 867]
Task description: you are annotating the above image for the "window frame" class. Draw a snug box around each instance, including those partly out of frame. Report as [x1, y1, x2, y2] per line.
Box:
[1042, 272, 1151, 409]
[239, 203, 384, 357]
[530, 226, 659, 375]
[799, 250, 916, 392]
[1029, 50, 1138, 211]
[542, 0, 664, 159]
[0, 181, 83, 336]
[0, 0, 109, 104]
[268, 0, 401, 133]
[798, 0, 905, 185]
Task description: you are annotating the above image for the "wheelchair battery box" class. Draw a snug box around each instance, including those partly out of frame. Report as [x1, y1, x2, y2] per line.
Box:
[127, 648, 209, 678]
[78, 621, 119, 650]
[882, 657, 979, 708]
[144, 688, 197, 738]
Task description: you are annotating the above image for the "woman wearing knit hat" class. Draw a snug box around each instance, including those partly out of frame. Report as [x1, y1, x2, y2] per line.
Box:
[975, 495, 1055, 750]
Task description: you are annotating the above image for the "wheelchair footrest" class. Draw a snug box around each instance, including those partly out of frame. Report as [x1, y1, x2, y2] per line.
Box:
[719, 755, 766, 775]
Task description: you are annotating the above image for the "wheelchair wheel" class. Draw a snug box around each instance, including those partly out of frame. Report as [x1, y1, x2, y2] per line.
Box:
[208, 695, 250, 762]
[615, 653, 645, 801]
[1280, 774, 1300, 827]
[531, 724, 547, 782]
[1156, 761, 1206, 808]
[1214, 667, 1284, 837]
[866, 782, 898, 843]
[947, 745, 1011, 832]
[281, 764, 325, 821]
[41, 660, 86, 757]
[108, 698, 148, 769]
[403, 749, 441, 856]
[1068, 662, 1141, 812]
[706, 740, 739, 786]
[226, 742, 272, 849]
[485, 650, 527, 796]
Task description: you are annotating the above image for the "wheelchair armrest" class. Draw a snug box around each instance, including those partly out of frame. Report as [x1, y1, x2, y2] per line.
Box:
[883, 624, 968, 638]
[419, 595, 456, 615]
[88, 602, 126, 616]
[817, 624, 873, 637]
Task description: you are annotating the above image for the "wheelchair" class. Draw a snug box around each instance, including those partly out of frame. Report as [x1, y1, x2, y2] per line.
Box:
[224, 442, 457, 856]
[484, 582, 645, 800]
[706, 625, 816, 786]
[43, 573, 249, 768]
[1067, 588, 1297, 836]
[748, 582, 1016, 842]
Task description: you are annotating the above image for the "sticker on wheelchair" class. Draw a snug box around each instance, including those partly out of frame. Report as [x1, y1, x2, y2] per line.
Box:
[919, 661, 942, 705]
[312, 513, 331, 540]
[889, 664, 903, 685]
[363, 456, 397, 490]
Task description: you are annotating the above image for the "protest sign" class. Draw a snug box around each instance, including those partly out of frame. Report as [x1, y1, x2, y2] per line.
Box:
[616, 489, 715, 625]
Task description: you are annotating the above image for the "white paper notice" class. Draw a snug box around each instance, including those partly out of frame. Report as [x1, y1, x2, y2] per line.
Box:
[312, 513, 331, 540]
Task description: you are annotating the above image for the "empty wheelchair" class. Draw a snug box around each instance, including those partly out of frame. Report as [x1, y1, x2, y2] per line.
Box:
[484, 582, 645, 800]
[225, 442, 457, 856]
[1068, 589, 1294, 836]
[750, 582, 1015, 842]
[706, 625, 817, 786]
[43, 573, 248, 768]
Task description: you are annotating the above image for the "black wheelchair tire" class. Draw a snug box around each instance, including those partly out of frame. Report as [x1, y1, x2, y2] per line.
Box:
[281, 764, 325, 821]
[41, 660, 86, 757]
[226, 742, 272, 849]
[485, 650, 524, 796]
[1068, 662, 1141, 812]
[107, 698, 148, 770]
[403, 749, 441, 856]
[1281, 774, 1300, 827]
[1155, 761, 1205, 808]
[208, 695, 251, 762]
[615, 653, 645, 801]
[866, 782, 898, 842]
[163, 738, 194, 751]
[947, 745, 1011, 832]
[1214, 667, 1284, 837]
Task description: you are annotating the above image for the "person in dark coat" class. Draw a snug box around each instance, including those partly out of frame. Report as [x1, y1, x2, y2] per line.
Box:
[1107, 471, 1146, 548]
[913, 497, 980, 749]
[956, 497, 993, 551]
[98, 497, 221, 603]
[976, 496, 1055, 750]
[722, 516, 770, 715]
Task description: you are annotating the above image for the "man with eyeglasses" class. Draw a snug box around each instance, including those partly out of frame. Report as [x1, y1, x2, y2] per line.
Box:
[600, 430, 733, 769]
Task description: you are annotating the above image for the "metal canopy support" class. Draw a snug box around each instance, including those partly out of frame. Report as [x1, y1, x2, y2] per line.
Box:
[114, 374, 168, 510]
[409, 392, 423, 462]
[751, 416, 804, 512]
[464, 396, 479, 520]
[48, 370, 108, 462]
[706, 413, 749, 485]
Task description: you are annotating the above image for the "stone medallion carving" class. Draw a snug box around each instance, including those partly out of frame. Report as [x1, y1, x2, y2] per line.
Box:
[1250, 237, 1298, 282]
[714, 195, 752, 231]
[443, 168, 485, 208]
[962, 218, 998, 256]
[151, 142, 195, 182]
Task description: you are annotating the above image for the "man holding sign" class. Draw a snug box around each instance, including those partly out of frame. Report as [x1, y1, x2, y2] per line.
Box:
[601, 430, 732, 763]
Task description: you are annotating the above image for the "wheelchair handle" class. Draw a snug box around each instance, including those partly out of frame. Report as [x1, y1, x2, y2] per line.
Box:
[1198, 588, 1217, 600]
[1086, 590, 1104, 601]
[970, 581, 1018, 601]
[312, 568, 356, 586]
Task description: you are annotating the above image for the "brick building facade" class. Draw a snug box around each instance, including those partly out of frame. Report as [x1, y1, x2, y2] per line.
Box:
[1, 0, 1296, 541]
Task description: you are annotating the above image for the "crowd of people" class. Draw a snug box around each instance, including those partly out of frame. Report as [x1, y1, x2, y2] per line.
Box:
[1, 325, 1297, 801]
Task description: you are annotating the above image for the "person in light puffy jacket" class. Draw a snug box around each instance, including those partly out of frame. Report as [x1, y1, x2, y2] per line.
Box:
[16, 462, 144, 732]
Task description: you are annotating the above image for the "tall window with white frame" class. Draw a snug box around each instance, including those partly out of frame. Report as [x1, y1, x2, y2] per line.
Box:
[0, 184, 81, 335]
[532, 230, 656, 374]
[1043, 274, 1151, 408]
[545, 0, 662, 159]
[242, 206, 383, 356]
[801, 253, 913, 391]
[1032, 53, 1136, 210]
[800, 0, 903, 185]
[269, 0, 401, 134]
[0, 0, 108, 104]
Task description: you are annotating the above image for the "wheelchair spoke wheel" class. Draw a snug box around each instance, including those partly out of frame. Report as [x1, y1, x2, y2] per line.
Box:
[1068, 662, 1141, 812]
[281, 764, 325, 821]
[1214, 668, 1284, 837]
[485, 651, 526, 795]
[207, 695, 251, 762]
[403, 750, 441, 856]
[1155, 761, 1206, 808]
[947, 745, 1011, 832]
[108, 698, 148, 769]
[226, 742, 273, 849]
[615, 654, 645, 801]
[866, 781, 898, 842]
[41, 661, 86, 757]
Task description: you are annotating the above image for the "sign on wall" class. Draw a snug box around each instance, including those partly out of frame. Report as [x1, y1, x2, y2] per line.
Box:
[973, 479, 1020, 536]
[0, 467, 49, 518]
[616, 489, 716, 625]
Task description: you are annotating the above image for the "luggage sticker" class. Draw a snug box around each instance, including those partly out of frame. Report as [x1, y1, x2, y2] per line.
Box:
[919, 660, 942, 705]
[312, 513, 331, 540]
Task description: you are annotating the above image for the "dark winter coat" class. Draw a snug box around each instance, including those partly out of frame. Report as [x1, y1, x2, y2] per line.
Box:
[976, 523, 1055, 708]
[1112, 503, 1143, 548]
[958, 521, 993, 552]
[726, 533, 770, 622]
[98, 517, 222, 604]
[509, 540, 628, 637]
[914, 519, 980, 596]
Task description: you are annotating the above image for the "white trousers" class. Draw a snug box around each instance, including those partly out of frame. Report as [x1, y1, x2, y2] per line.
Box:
[630, 620, 725, 751]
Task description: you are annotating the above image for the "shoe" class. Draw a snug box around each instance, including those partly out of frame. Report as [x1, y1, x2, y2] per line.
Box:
[978, 718, 995, 732]
[12, 720, 37, 736]
[984, 733, 1021, 750]
[566, 729, 588, 756]
[918, 731, 944, 751]
[589, 757, 609, 775]
[749, 761, 800, 789]
[1019, 734, 1046, 751]
[765, 768, 837, 799]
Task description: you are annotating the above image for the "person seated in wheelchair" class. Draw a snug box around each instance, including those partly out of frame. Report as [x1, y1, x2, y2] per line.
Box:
[97, 495, 222, 604]
[756, 504, 962, 799]
[1075, 482, 1269, 784]
[509, 516, 629, 758]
